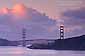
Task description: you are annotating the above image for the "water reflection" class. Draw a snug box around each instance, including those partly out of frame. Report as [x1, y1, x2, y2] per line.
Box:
[0, 46, 85, 56]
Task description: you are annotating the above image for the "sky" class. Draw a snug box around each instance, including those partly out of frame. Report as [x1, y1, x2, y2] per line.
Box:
[0, 0, 84, 40]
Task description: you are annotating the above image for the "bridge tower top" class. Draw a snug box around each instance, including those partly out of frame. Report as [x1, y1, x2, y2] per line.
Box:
[60, 25, 64, 39]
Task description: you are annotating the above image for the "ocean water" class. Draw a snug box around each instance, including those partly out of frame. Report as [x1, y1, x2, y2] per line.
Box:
[0, 46, 85, 56]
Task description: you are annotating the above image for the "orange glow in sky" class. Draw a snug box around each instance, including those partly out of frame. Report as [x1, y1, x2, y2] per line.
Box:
[12, 4, 26, 16]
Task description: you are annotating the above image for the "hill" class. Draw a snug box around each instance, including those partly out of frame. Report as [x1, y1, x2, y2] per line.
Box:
[0, 38, 18, 46]
[28, 35, 85, 50]
[54, 35, 85, 50]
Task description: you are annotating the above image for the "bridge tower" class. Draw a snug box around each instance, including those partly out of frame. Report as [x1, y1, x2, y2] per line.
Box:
[60, 25, 64, 39]
[22, 28, 26, 47]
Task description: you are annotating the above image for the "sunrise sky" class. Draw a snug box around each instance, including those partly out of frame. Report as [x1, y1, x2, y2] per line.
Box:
[0, 0, 84, 40]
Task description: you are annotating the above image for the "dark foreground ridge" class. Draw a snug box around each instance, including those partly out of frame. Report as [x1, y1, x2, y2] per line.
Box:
[28, 35, 85, 50]
[53, 35, 85, 50]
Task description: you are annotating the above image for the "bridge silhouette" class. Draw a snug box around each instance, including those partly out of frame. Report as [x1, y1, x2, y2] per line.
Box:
[21, 25, 64, 47]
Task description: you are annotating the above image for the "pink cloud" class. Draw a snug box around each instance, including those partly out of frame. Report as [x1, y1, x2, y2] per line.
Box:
[0, 8, 9, 14]
[12, 4, 27, 16]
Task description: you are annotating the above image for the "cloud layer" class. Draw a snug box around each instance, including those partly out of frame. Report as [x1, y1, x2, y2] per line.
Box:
[0, 3, 84, 40]
[62, 7, 85, 37]
[0, 4, 58, 40]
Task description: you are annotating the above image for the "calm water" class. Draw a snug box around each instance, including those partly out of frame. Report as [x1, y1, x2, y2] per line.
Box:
[0, 46, 85, 56]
